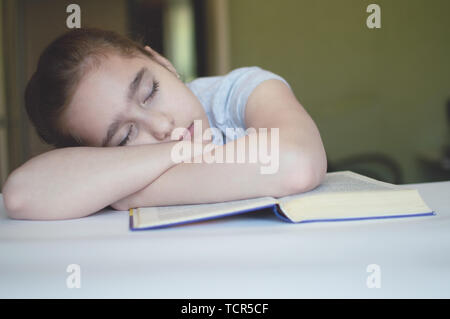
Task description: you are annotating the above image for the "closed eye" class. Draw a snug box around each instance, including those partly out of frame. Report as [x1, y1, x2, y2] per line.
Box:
[118, 81, 160, 146]
[143, 80, 159, 104]
[118, 125, 133, 146]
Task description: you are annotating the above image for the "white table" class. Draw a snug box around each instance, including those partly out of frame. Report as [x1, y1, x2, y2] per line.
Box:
[1, 181, 449, 298]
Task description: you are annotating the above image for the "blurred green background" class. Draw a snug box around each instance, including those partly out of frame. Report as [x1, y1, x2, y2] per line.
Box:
[228, 0, 450, 183]
[1, 0, 449, 189]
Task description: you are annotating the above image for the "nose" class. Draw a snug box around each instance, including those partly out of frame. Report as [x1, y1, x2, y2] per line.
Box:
[144, 110, 175, 141]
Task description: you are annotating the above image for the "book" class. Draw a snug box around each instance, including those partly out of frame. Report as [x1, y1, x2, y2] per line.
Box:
[128, 170, 435, 230]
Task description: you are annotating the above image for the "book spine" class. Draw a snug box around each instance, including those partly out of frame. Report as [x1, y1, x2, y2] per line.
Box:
[129, 208, 134, 230]
[272, 204, 294, 223]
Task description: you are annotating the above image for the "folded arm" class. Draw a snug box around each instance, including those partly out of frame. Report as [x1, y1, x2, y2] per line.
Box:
[2, 140, 203, 220]
[111, 80, 327, 210]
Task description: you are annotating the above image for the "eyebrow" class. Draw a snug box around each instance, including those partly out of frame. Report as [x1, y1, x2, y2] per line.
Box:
[101, 67, 147, 147]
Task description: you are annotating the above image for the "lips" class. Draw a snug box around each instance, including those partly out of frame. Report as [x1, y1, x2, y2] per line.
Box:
[179, 122, 194, 141]
[188, 123, 195, 138]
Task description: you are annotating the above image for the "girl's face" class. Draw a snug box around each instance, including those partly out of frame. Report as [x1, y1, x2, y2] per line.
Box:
[61, 50, 211, 147]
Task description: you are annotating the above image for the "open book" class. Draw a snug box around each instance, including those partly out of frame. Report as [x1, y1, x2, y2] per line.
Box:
[129, 171, 435, 230]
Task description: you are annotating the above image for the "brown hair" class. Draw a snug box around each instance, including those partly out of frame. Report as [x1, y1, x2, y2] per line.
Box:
[24, 28, 154, 148]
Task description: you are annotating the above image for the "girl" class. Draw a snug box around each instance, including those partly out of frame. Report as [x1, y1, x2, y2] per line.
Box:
[2, 28, 327, 220]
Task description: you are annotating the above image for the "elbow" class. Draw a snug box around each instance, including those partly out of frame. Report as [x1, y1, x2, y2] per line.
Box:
[3, 170, 49, 220]
[3, 169, 104, 220]
[3, 193, 22, 220]
[281, 148, 327, 196]
[2, 172, 26, 219]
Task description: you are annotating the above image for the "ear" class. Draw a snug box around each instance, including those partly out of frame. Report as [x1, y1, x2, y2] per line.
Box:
[144, 45, 179, 78]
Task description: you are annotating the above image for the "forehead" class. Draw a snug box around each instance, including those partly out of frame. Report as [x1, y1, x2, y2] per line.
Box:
[62, 54, 152, 146]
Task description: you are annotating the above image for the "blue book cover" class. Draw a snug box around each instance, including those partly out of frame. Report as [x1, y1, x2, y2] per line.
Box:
[129, 171, 435, 231]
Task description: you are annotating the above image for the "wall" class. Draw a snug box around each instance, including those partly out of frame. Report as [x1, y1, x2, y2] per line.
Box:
[228, 0, 450, 183]
[0, 0, 9, 187]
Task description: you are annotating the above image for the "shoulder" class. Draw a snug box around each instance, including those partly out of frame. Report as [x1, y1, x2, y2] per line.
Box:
[186, 66, 290, 97]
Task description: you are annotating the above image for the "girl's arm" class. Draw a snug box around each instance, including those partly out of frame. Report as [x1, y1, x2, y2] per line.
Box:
[112, 79, 327, 209]
[111, 129, 317, 210]
[2, 140, 203, 220]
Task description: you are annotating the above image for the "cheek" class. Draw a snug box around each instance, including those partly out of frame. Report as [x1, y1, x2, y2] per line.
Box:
[72, 119, 104, 146]
[133, 130, 159, 145]
[175, 90, 204, 115]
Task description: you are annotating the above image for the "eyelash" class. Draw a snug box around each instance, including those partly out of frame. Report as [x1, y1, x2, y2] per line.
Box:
[144, 80, 159, 104]
[119, 81, 160, 146]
